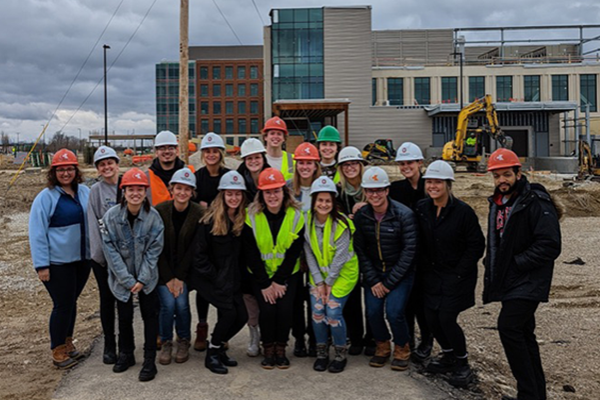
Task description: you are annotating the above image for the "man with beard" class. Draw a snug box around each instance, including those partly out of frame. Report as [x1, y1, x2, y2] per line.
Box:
[484, 148, 561, 400]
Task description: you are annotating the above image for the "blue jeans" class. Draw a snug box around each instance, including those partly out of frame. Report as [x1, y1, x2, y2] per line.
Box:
[309, 286, 350, 347]
[364, 272, 414, 346]
[157, 283, 191, 342]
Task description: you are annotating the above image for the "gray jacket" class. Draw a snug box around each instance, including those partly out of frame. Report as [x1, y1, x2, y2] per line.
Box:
[87, 179, 118, 266]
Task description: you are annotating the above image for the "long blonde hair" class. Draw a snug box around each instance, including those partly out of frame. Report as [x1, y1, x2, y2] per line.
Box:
[337, 162, 366, 202]
[292, 161, 322, 197]
[248, 185, 300, 216]
[201, 148, 226, 168]
[201, 191, 247, 236]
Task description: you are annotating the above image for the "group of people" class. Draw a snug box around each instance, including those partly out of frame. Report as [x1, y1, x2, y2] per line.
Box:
[29, 117, 561, 400]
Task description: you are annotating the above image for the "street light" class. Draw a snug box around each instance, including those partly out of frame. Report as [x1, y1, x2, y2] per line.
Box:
[451, 35, 466, 109]
[103, 44, 111, 145]
[78, 128, 82, 152]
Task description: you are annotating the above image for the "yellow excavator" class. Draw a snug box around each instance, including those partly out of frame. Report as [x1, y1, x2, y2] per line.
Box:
[578, 139, 600, 180]
[442, 94, 512, 171]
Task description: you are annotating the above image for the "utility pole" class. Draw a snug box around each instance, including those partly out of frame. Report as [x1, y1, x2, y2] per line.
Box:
[103, 44, 111, 145]
[179, 0, 190, 164]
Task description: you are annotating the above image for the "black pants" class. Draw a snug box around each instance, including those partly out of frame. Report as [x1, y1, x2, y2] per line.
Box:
[42, 261, 91, 349]
[196, 291, 210, 322]
[343, 281, 374, 346]
[254, 273, 300, 344]
[292, 272, 315, 345]
[116, 289, 159, 356]
[498, 300, 546, 400]
[406, 277, 433, 348]
[210, 293, 249, 345]
[425, 307, 467, 357]
[91, 261, 117, 348]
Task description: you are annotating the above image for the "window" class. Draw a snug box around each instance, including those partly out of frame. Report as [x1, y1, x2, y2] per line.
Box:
[212, 66, 221, 80]
[469, 77, 485, 102]
[225, 84, 233, 97]
[213, 84, 221, 97]
[387, 78, 404, 106]
[524, 75, 540, 102]
[226, 119, 234, 134]
[496, 76, 513, 102]
[238, 84, 246, 96]
[225, 66, 233, 79]
[200, 66, 208, 79]
[238, 66, 246, 79]
[250, 83, 259, 97]
[225, 101, 234, 115]
[441, 77, 458, 103]
[213, 119, 221, 134]
[581, 74, 597, 112]
[250, 118, 259, 133]
[200, 102, 209, 115]
[372, 78, 377, 106]
[238, 101, 246, 114]
[250, 101, 259, 114]
[552, 75, 569, 101]
[238, 119, 247, 134]
[200, 119, 209, 133]
[250, 66, 259, 79]
[414, 77, 430, 105]
[213, 102, 221, 114]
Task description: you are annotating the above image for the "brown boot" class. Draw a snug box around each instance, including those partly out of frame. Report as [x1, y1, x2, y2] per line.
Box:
[261, 343, 275, 369]
[158, 340, 173, 365]
[175, 338, 190, 363]
[52, 344, 78, 369]
[369, 340, 391, 367]
[65, 337, 84, 360]
[391, 343, 411, 371]
[274, 343, 290, 369]
[194, 322, 208, 351]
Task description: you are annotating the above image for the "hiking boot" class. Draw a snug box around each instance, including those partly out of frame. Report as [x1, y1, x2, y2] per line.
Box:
[412, 341, 433, 363]
[449, 357, 474, 388]
[219, 347, 238, 367]
[293, 339, 307, 358]
[426, 350, 456, 374]
[156, 335, 162, 351]
[194, 322, 208, 351]
[138, 355, 157, 382]
[275, 342, 290, 369]
[313, 344, 329, 372]
[391, 343, 411, 371]
[364, 339, 376, 357]
[261, 343, 275, 369]
[65, 337, 84, 361]
[369, 340, 391, 367]
[103, 337, 117, 365]
[328, 345, 348, 373]
[205, 347, 227, 375]
[52, 344, 78, 369]
[158, 340, 173, 365]
[113, 353, 136, 373]
[175, 338, 190, 364]
[247, 325, 260, 357]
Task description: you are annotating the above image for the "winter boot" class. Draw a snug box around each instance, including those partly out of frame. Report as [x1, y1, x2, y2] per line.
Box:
[158, 340, 173, 365]
[293, 338, 307, 357]
[348, 338, 364, 356]
[308, 340, 317, 357]
[313, 344, 329, 372]
[65, 337, 84, 361]
[369, 340, 391, 367]
[391, 343, 411, 371]
[219, 346, 238, 367]
[426, 350, 456, 374]
[205, 346, 228, 374]
[194, 322, 208, 351]
[175, 338, 190, 364]
[364, 338, 376, 357]
[247, 325, 260, 357]
[261, 343, 276, 369]
[328, 345, 348, 373]
[275, 342, 290, 369]
[103, 336, 117, 365]
[113, 353, 136, 373]
[449, 356, 474, 388]
[138, 352, 157, 382]
[52, 345, 78, 369]
[412, 339, 433, 363]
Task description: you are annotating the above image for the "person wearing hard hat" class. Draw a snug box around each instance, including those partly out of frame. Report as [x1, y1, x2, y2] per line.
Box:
[154, 168, 203, 366]
[483, 149, 561, 400]
[243, 168, 305, 369]
[87, 146, 121, 365]
[413, 160, 485, 388]
[149, 130, 195, 206]
[304, 176, 359, 373]
[353, 166, 418, 371]
[100, 167, 164, 382]
[29, 149, 91, 370]
[262, 116, 295, 181]
[191, 171, 250, 374]
[316, 125, 342, 183]
[288, 142, 322, 212]
[388, 142, 433, 364]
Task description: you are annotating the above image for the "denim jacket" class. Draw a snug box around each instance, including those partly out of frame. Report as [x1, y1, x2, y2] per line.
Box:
[100, 203, 164, 302]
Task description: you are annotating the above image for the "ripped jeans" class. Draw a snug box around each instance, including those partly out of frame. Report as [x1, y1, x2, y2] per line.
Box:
[309, 286, 350, 347]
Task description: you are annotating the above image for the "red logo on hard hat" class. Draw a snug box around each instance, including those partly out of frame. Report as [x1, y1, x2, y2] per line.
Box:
[101, 149, 106, 153]
[321, 179, 326, 184]
[184, 172, 189, 178]
[208, 136, 213, 141]
[233, 176, 239, 182]
[372, 175, 379, 181]
[402, 147, 407, 153]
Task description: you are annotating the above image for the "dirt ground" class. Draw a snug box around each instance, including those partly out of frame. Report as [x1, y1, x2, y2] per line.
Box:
[0, 164, 599, 400]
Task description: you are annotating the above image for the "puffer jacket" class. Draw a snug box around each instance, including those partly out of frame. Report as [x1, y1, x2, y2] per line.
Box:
[483, 177, 562, 304]
[353, 198, 418, 290]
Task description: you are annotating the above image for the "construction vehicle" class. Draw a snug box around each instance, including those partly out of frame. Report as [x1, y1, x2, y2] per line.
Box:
[362, 139, 396, 163]
[442, 94, 512, 171]
[578, 139, 600, 180]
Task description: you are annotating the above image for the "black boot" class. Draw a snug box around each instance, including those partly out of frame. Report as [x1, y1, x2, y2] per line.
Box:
[103, 337, 117, 365]
[364, 338, 376, 357]
[275, 343, 290, 369]
[348, 338, 364, 356]
[205, 347, 228, 374]
[138, 352, 157, 382]
[261, 343, 275, 369]
[219, 347, 238, 367]
[313, 344, 329, 372]
[449, 356, 474, 388]
[426, 350, 456, 374]
[328, 346, 348, 373]
[307, 340, 317, 358]
[113, 353, 135, 373]
[412, 340, 433, 363]
[293, 339, 307, 358]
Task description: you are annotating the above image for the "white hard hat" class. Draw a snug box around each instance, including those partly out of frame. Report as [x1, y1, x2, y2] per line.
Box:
[395, 142, 424, 162]
[310, 176, 338, 197]
[201, 132, 225, 150]
[422, 160, 455, 181]
[93, 145, 120, 165]
[218, 170, 247, 191]
[240, 138, 266, 158]
[361, 166, 390, 189]
[154, 130, 178, 147]
[169, 167, 196, 189]
[338, 146, 365, 164]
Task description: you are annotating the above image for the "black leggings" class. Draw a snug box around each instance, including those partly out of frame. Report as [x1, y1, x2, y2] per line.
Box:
[424, 307, 467, 357]
[210, 293, 248, 345]
[117, 289, 159, 355]
[91, 261, 117, 347]
[405, 277, 433, 348]
[253, 273, 301, 344]
[196, 292, 210, 322]
[292, 272, 315, 344]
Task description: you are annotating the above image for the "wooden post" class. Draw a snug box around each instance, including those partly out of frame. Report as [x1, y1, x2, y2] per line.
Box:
[179, 0, 190, 164]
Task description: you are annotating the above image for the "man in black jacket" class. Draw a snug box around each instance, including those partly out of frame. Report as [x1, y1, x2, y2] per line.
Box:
[484, 149, 561, 400]
[354, 167, 418, 371]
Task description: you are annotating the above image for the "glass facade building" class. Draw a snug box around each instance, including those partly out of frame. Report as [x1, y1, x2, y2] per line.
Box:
[156, 62, 196, 135]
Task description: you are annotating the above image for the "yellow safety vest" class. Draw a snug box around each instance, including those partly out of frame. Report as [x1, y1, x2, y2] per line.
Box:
[246, 207, 304, 278]
[333, 169, 341, 184]
[308, 215, 359, 298]
[281, 151, 295, 181]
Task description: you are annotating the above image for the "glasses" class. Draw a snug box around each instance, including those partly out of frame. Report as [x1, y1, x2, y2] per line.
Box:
[157, 146, 177, 152]
[341, 161, 360, 168]
[365, 188, 387, 195]
[56, 167, 76, 174]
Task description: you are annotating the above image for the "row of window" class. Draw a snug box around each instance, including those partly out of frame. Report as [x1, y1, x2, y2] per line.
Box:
[199, 83, 260, 98]
[200, 118, 261, 134]
[199, 65, 260, 80]
[156, 63, 195, 80]
[156, 84, 195, 98]
[199, 101, 260, 115]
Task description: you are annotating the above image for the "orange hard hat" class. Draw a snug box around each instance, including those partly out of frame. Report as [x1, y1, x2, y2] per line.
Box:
[261, 116, 288, 135]
[120, 167, 150, 189]
[257, 167, 286, 190]
[188, 142, 197, 152]
[487, 148, 522, 171]
[51, 149, 78, 167]
[294, 142, 320, 161]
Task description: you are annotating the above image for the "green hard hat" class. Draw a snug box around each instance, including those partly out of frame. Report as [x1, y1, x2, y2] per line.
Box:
[317, 125, 341, 143]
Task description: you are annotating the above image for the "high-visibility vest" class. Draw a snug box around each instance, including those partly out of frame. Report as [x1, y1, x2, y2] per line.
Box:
[246, 206, 304, 278]
[308, 215, 359, 298]
[148, 164, 195, 206]
[333, 169, 340, 184]
[281, 151, 295, 181]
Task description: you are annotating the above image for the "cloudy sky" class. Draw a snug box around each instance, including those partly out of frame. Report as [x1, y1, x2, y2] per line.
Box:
[1, 0, 599, 142]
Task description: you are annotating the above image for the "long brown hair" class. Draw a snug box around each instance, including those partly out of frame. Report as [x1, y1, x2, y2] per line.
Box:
[46, 166, 84, 189]
[309, 192, 350, 230]
[248, 185, 300, 216]
[337, 162, 366, 202]
[201, 190, 248, 236]
[292, 161, 322, 197]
